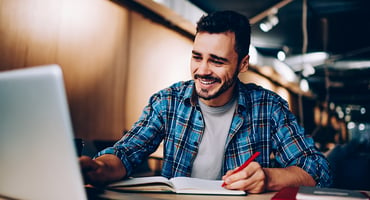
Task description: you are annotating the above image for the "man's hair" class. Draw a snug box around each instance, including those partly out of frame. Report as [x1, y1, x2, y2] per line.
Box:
[196, 10, 251, 63]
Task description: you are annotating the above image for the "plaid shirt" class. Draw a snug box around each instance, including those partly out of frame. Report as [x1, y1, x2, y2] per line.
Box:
[98, 79, 332, 187]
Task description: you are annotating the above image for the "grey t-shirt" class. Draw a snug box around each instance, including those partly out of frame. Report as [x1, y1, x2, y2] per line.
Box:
[191, 97, 237, 179]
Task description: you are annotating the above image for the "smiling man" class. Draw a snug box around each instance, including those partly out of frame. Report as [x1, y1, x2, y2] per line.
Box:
[80, 10, 332, 193]
[191, 31, 246, 106]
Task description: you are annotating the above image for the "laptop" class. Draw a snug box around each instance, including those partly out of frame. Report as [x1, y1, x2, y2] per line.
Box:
[0, 65, 87, 200]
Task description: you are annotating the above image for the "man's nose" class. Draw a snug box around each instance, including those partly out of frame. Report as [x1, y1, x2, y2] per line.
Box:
[197, 60, 211, 75]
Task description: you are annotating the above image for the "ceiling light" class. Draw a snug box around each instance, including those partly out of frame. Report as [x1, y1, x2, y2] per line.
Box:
[302, 63, 315, 77]
[299, 79, 309, 92]
[259, 14, 279, 32]
[360, 107, 366, 115]
[249, 45, 259, 65]
[277, 50, 286, 61]
[359, 123, 365, 131]
[273, 59, 297, 82]
[347, 122, 355, 129]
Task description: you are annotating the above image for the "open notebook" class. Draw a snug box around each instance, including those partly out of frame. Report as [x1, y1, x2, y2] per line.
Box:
[107, 176, 246, 195]
[0, 65, 87, 200]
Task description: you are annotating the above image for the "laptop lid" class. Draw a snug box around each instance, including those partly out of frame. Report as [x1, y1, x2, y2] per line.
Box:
[0, 65, 87, 200]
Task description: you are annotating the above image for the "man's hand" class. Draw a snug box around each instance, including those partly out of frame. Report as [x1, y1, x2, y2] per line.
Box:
[79, 154, 126, 187]
[79, 156, 106, 186]
[222, 161, 266, 194]
[222, 163, 317, 194]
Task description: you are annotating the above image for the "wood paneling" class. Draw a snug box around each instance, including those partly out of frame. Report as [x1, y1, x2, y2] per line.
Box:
[0, 0, 130, 140]
[124, 11, 193, 128]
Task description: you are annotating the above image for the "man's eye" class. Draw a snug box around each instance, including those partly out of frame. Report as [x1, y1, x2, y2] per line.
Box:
[211, 60, 224, 65]
[192, 55, 202, 60]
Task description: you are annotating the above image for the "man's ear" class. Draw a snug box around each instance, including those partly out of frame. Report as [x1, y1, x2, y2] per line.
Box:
[239, 55, 249, 73]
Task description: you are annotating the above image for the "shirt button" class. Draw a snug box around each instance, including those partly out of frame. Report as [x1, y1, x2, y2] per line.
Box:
[198, 116, 202, 120]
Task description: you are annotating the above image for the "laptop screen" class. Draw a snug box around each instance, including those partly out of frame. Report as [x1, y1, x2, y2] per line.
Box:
[0, 65, 87, 200]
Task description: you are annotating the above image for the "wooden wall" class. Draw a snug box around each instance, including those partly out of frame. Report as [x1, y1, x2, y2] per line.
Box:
[0, 0, 192, 140]
[125, 11, 193, 127]
[0, 0, 301, 141]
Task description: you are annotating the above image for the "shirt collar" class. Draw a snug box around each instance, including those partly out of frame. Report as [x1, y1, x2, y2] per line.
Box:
[235, 79, 248, 111]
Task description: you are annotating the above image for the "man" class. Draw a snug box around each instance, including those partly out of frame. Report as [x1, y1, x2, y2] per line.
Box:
[80, 10, 332, 193]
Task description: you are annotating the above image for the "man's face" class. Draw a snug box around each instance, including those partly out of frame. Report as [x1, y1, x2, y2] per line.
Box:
[191, 32, 247, 106]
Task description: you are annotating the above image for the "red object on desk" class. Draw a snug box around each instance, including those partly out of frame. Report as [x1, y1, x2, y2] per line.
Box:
[270, 187, 299, 200]
[221, 152, 260, 187]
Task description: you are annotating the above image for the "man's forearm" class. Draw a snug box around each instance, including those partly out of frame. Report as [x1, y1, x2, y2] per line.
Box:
[263, 166, 316, 191]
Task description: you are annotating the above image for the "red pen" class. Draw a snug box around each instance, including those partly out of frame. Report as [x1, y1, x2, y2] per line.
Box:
[221, 151, 261, 187]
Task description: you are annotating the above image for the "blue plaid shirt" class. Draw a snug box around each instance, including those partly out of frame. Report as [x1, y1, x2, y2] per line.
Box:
[98, 79, 332, 187]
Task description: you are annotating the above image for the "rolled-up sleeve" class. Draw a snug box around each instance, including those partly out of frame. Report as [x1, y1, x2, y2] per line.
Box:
[96, 93, 165, 177]
[272, 107, 332, 187]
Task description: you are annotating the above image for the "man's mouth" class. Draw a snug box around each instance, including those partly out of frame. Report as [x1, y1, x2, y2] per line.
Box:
[199, 78, 217, 85]
[194, 75, 220, 85]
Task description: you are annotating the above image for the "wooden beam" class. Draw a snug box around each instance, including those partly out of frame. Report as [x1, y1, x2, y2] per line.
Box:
[249, 0, 293, 24]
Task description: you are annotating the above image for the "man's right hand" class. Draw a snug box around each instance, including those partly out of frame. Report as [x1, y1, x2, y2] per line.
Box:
[79, 154, 126, 187]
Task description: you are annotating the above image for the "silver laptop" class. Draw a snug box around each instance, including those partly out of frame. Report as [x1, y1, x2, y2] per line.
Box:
[0, 65, 87, 200]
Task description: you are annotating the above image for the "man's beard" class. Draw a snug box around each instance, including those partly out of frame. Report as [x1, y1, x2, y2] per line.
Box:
[194, 70, 239, 101]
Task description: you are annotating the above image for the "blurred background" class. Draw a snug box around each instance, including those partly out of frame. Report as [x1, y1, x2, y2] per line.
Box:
[0, 0, 369, 190]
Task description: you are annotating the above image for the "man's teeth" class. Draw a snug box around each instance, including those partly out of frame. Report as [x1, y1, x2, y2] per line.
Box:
[200, 79, 215, 85]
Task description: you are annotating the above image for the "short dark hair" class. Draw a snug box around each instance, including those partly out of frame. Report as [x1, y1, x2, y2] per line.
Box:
[196, 10, 251, 63]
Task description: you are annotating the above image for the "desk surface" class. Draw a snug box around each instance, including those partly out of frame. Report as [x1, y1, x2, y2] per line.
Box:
[97, 190, 276, 200]
[90, 188, 370, 200]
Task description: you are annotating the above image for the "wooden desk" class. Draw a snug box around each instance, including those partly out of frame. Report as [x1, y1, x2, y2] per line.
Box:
[92, 188, 370, 200]
[97, 190, 276, 200]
